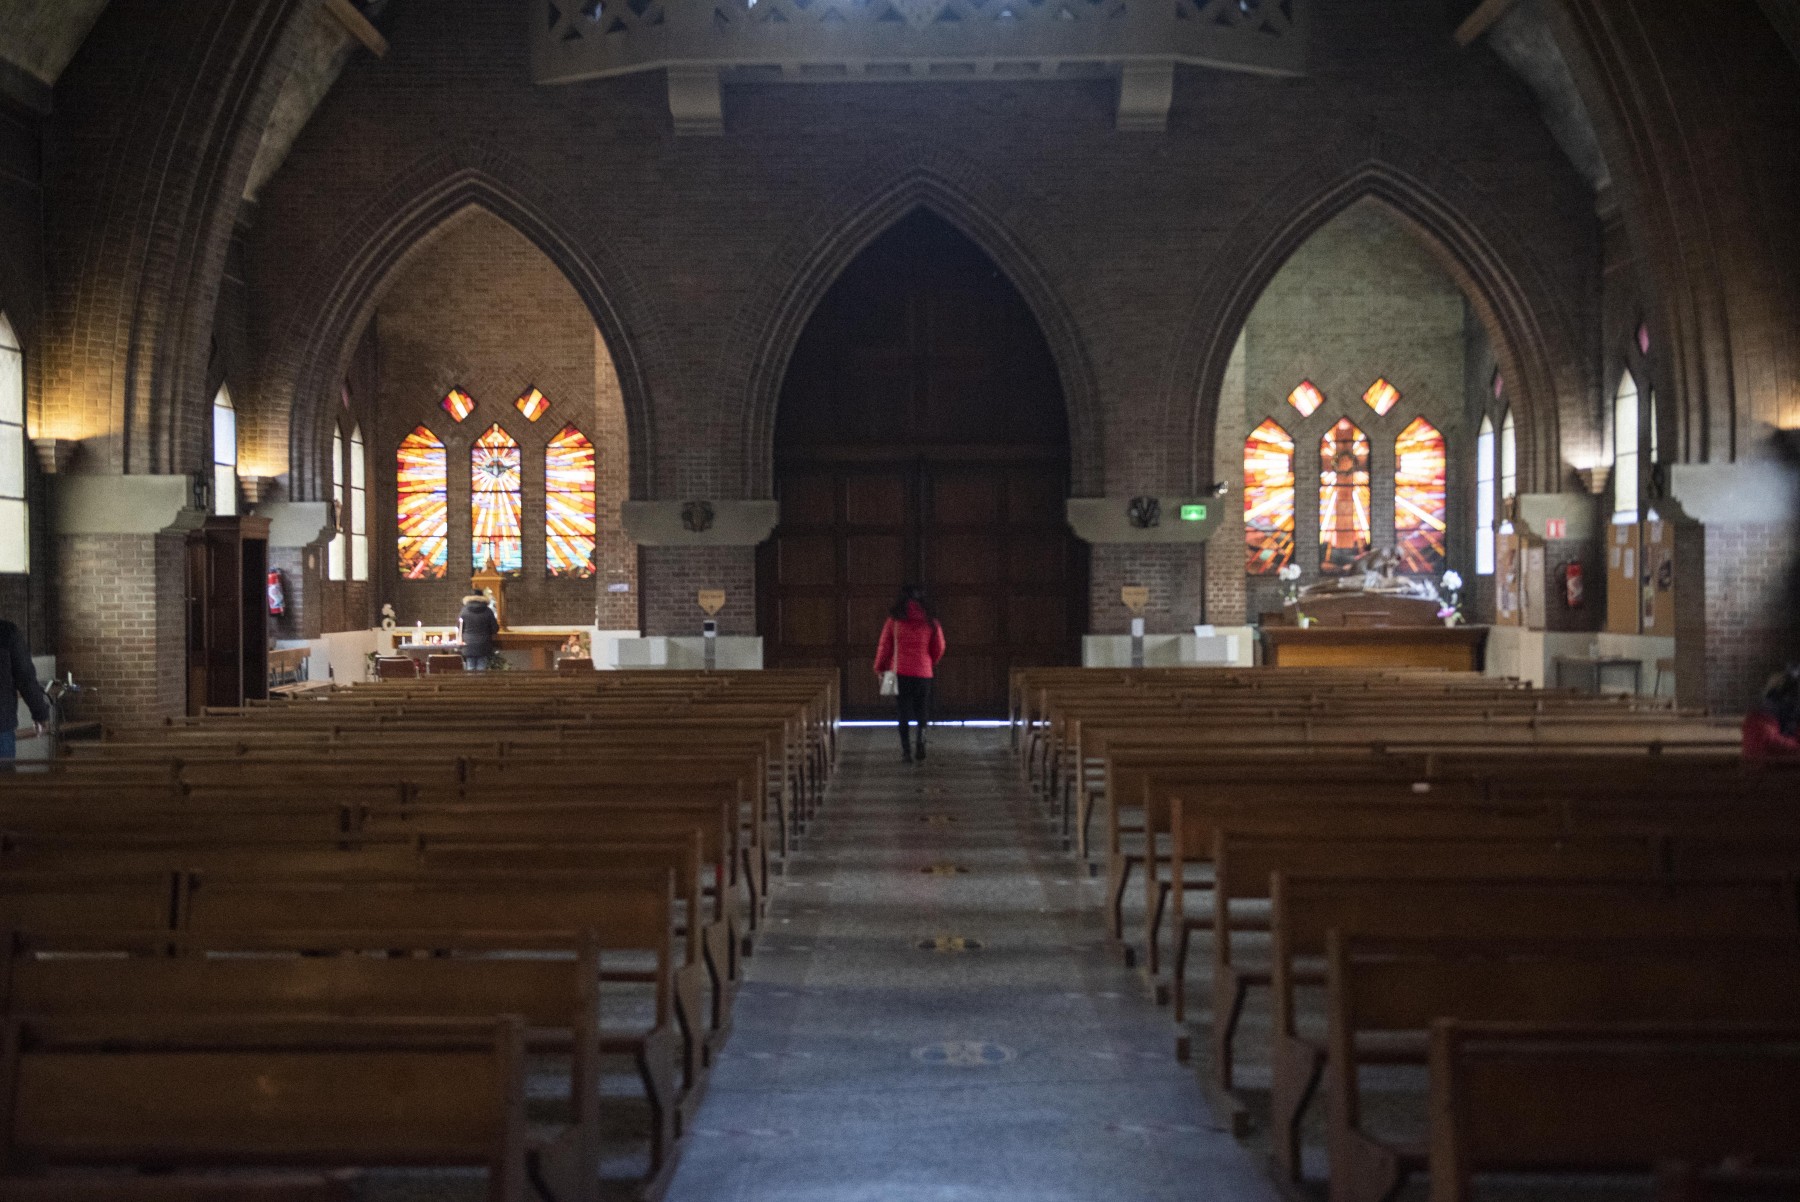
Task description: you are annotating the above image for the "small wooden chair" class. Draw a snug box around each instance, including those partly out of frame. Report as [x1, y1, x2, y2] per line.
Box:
[556, 657, 596, 673]
[374, 656, 420, 681]
[426, 654, 465, 675]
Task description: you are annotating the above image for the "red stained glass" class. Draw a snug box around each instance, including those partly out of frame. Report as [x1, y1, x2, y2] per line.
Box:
[396, 426, 448, 579]
[1244, 419, 1296, 575]
[471, 424, 522, 574]
[1395, 417, 1448, 574]
[515, 388, 551, 422]
[1363, 378, 1400, 416]
[1287, 380, 1323, 418]
[1319, 418, 1371, 574]
[546, 425, 596, 578]
[440, 389, 476, 423]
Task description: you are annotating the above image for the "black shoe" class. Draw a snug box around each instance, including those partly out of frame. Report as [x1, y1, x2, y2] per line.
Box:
[902, 747, 913, 763]
[916, 742, 927, 762]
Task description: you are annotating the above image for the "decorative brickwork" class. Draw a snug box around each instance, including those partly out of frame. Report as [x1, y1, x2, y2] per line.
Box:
[54, 533, 186, 733]
[641, 546, 755, 637]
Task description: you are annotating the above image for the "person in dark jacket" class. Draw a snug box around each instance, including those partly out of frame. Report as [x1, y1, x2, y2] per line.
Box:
[873, 584, 947, 763]
[1742, 665, 1800, 761]
[1, 619, 50, 762]
[457, 595, 500, 672]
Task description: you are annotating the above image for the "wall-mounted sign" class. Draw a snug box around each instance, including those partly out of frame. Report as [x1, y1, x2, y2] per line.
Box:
[1120, 585, 1149, 614]
[1544, 518, 1567, 540]
[1179, 504, 1207, 522]
[607, 582, 631, 593]
[697, 589, 726, 616]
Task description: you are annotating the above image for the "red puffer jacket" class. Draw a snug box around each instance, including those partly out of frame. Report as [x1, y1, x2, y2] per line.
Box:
[874, 602, 947, 680]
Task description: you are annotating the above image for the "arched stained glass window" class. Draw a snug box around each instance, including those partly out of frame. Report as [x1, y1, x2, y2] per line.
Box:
[1476, 415, 1496, 576]
[212, 387, 238, 517]
[329, 427, 347, 581]
[471, 423, 522, 574]
[1244, 419, 1296, 575]
[1319, 418, 1371, 574]
[1395, 417, 1448, 575]
[1613, 371, 1640, 520]
[546, 425, 596, 578]
[349, 424, 368, 581]
[0, 313, 26, 574]
[397, 426, 449, 579]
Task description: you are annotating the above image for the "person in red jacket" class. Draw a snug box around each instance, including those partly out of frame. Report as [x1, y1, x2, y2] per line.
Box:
[874, 584, 946, 762]
[1742, 665, 1800, 762]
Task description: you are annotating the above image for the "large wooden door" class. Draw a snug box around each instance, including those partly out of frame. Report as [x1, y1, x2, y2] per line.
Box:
[759, 210, 1085, 717]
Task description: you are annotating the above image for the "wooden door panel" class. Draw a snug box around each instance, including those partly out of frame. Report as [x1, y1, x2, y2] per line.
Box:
[1007, 539, 1065, 585]
[1008, 594, 1068, 647]
[779, 595, 838, 648]
[844, 474, 908, 527]
[933, 655, 999, 712]
[845, 534, 905, 588]
[777, 535, 837, 588]
[928, 534, 1001, 586]
[847, 599, 892, 649]
[936, 594, 998, 647]
[931, 473, 1001, 526]
[1007, 470, 1065, 523]
[781, 474, 837, 527]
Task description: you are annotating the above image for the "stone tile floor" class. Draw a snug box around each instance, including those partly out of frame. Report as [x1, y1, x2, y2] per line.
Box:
[663, 727, 1282, 1202]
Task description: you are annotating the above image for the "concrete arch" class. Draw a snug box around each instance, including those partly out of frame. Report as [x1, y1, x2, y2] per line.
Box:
[731, 165, 1104, 499]
[267, 148, 660, 503]
[1172, 157, 1585, 498]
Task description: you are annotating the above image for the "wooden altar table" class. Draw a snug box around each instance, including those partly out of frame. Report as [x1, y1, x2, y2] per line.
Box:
[1260, 625, 1489, 672]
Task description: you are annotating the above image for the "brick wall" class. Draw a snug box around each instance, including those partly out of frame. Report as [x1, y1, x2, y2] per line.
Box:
[368, 209, 638, 632]
[54, 533, 186, 733]
[1088, 545, 1210, 635]
[1700, 520, 1799, 712]
[641, 546, 755, 637]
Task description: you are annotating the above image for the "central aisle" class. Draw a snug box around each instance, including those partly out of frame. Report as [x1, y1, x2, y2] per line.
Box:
[666, 728, 1282, 1202]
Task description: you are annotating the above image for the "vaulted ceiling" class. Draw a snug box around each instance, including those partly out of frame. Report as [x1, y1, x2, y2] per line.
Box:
[0, 0, 112, 85]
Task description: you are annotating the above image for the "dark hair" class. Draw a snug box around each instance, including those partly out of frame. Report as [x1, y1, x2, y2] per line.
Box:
[889, 583, 935, 622]
[1763, 665, 1800, 734]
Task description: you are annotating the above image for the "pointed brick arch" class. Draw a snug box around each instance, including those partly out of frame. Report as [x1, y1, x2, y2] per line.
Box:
[1175, 158, 1584, 500]
[733, 168, 1103, 499]
[263, 151, 659, 504]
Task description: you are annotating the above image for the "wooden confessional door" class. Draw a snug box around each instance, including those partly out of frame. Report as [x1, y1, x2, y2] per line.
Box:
[759, 210, 1085, 717]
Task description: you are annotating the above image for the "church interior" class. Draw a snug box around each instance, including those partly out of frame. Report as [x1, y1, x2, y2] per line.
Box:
[1, 0, 1798, 1198]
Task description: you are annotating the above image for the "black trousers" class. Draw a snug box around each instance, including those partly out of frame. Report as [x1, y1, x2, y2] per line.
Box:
[896, 674, 932, 750]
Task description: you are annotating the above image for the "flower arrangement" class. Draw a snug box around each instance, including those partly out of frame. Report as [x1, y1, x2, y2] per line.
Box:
[1437, 569, 1465, 625]
[1278, 562, 1303, 606]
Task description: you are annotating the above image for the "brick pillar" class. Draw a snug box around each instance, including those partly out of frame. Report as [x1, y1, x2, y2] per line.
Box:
[640, 546, 756, 637]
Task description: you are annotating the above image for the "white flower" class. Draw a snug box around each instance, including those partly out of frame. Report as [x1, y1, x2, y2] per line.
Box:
[1441, 570, 1463, 592]
[1278, 563, 1302, 582]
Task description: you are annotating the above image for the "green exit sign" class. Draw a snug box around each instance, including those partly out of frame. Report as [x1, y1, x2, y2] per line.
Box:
[1179, 504, 1208, 522]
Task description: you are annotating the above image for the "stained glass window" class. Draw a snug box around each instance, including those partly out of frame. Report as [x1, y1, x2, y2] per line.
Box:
[441, 389, 476, 423]
[212, 388, 238, 517]
[1499, 409, 1517, 506]
[1287, 380, 1323, 418]
[329, 426, 347, 581]
[1244, 419, 1296, 575]
[1363, 378, 1400, 416]
[1476, 415, 1496, 576]
[0, 313, 25, 574]
[1319, 418, 1371, 574]
[515, 388, 551, 422]
[471, 424, 522, 574]
[546, 424, 596, 578]
[397, 425, 449, 579]
[1395, 417, 1448, 574]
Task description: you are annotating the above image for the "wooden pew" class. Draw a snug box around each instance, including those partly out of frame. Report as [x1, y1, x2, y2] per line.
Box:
[0, 1016, 533, 1202]
[1325, 937, 1800, 1202]
[1265, 875, 1800, 1183]
[1658, 1164, 1800, 1201]
[1428, 1023, 1800, 1202]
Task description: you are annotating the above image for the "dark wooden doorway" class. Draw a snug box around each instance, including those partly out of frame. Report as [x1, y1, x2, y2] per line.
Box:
[758, 210, 1086, 718]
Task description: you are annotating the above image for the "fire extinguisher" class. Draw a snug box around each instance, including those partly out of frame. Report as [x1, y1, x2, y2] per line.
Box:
[1559, 561, 1584, 609]
[267, 568, 286, 617]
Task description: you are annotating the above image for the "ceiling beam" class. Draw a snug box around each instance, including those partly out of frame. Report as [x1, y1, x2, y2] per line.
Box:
[324, 0, 387, 58]
[1455, 0, 1521, 47]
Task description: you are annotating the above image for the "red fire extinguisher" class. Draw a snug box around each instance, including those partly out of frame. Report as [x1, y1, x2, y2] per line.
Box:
[267, 568, 286, 617]
[1559, 561, 1584, 609]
